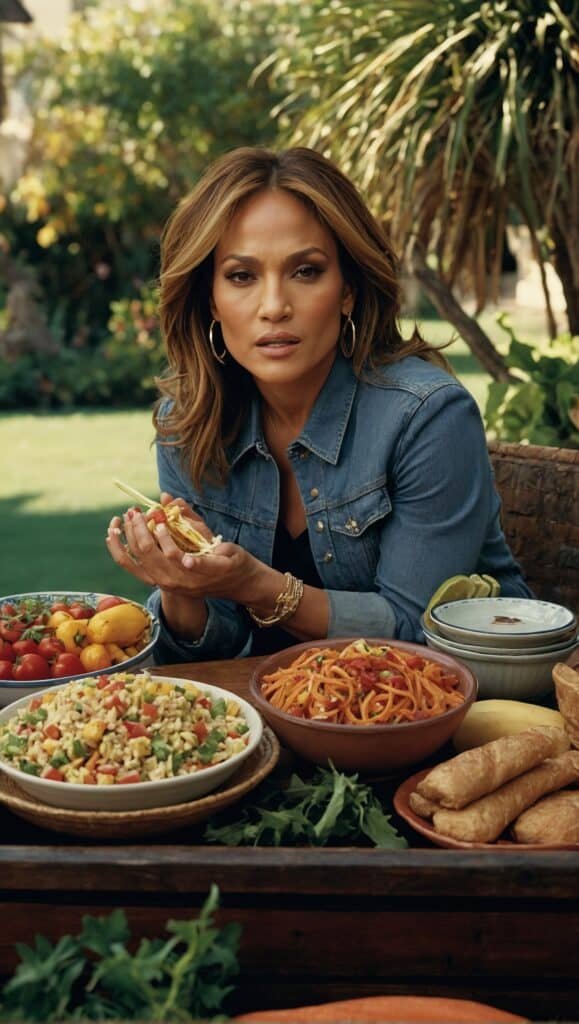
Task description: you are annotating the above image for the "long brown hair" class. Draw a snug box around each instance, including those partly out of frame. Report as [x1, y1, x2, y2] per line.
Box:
[155, 146, 449, 488]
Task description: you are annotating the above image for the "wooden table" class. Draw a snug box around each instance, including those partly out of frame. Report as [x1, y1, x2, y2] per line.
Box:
[1, 656, 578, 1020]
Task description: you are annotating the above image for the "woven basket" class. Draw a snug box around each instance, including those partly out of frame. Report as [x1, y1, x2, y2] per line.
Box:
[488, 441, 579, 614]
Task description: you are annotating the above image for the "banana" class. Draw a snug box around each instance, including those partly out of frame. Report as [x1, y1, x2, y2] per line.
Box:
[452, 699, 566, 752]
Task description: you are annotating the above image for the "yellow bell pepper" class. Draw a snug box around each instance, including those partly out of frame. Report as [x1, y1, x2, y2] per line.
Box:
[55, 619, 90, 652]
[47, 610, 72, 628]
[105, 643, 130, 664]
[87, 603, 149, 646]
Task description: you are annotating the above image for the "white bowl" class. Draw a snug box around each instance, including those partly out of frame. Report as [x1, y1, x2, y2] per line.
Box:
[424, 632, 578, 700]
[0, 591, 160, 707]
[421, 617, 578, 657]
[0, 676, 263, 810]
[430, 597, 576, 648]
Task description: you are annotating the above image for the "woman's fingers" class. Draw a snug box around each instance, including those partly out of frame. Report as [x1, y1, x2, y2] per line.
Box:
[105, 516, 155, 584]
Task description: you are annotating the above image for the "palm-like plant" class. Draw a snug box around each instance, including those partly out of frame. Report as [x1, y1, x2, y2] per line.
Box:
[268, 0, 579, 380]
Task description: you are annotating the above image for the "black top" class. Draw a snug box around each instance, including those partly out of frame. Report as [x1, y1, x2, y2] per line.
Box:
[250, 521, 322, 656]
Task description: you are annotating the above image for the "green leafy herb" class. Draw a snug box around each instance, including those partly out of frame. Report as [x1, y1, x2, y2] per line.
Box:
[205, 763, 408, 849]
[210, 698, 227, 719]
[0, 885, 239, 1022]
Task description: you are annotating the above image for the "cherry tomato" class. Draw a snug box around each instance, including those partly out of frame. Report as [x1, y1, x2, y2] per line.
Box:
[0, 603, 17, 617]
[50, 602, 71, 614]
[12, 639, 39, 658]
[96, 596, 127, 612]
[37, 637, 65, 661]
[0, 620, 26, 644]
[68, 602, 95, 620]
[0, 660, 14, 680]
[0, 640, 15, 662]
[51, 652, 85, 678]
[12, 653, 51, 681]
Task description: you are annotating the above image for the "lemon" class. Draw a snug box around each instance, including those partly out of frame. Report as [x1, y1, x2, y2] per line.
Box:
[480, 573, 501, 597]
[468, 573, 492, 597]
[424, 575, 477, 631]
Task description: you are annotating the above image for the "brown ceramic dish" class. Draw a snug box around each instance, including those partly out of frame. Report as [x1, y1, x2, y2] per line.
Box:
[249, 637, 478, 773]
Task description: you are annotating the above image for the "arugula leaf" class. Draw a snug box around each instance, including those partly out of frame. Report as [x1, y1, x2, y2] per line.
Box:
[204, 763, 407, 849]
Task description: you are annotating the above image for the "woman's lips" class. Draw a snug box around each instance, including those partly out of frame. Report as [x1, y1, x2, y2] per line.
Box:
[255, 333, 301, 357]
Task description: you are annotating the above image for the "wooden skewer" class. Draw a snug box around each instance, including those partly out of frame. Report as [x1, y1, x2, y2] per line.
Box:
[113, 479, 160, 509]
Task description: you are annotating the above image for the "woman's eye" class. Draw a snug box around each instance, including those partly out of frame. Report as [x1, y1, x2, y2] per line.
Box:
[226, 270, 253, 284]
[294, 264, 322, 280]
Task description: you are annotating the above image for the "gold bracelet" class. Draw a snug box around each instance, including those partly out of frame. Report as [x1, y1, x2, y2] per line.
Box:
[247, 572, 304, 628]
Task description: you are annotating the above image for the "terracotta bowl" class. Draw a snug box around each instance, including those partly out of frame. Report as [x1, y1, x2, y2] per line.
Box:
[249, 637, 478, 773]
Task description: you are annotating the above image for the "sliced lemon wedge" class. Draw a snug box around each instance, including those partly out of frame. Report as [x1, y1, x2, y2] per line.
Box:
[469, 573, 492, 598]
[480, 573, 501, 597]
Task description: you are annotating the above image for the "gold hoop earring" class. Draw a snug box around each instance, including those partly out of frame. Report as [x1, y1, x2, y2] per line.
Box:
[340, 312, 356, 359]
[208, 319, 226, 364]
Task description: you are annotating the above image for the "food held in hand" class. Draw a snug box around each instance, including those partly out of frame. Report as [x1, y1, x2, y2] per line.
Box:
[114, 479, 222, 554]
[260, 638, 464, 725]
[0, 671, 250, 784]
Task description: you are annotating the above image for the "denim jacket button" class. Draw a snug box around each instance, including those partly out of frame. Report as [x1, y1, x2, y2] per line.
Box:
[345, 517, 358, 533]
[323, 551, 333, 563]
[315, 520, 325, 532]
[310, 487, 319, 499]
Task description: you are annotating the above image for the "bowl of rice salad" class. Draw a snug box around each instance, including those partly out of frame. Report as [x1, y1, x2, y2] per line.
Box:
[0, 671, 263, 810]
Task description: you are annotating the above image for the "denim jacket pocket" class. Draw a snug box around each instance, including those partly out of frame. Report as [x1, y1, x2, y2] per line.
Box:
[327, 481, 392, 584]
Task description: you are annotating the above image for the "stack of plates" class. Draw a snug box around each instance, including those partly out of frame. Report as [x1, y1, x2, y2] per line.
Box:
[422, 597, 578, 700]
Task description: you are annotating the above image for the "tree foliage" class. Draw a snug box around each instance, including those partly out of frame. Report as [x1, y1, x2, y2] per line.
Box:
[1, 0, 282, 348]
[268, 0, 579, 335]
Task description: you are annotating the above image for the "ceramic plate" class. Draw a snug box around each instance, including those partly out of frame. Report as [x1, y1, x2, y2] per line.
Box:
[0, 676, 263, 810]
[0, 591, 159, 705]
[431, 598, 577, 648]
[394, 769, 579, 852]
[0, 727, 280, 839]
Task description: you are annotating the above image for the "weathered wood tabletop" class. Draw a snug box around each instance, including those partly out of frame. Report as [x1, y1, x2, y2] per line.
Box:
[0, 655, 578, 1020]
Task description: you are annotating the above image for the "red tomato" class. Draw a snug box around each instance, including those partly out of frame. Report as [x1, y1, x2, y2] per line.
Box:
[68, 602, 95, 620]
[29, 698, 42, 710]
[97, 675, 112, 689]
[0, 640, 15, 662]
[193, 721, 208, 743]
[0, 620, 26, 643]
[118, 771, 141, 784]
[12, 639, 39, 658]
[42, 767, 65, 782]
[13, 653, 51, 681]
[51, 652, 85, 678]
[141, 702, 158, 720]
[97, 764, 119, 775]
[43, 723, 61, 740]
[96, 596, 127, 612]
[0, 660, 14, 680]
[146, 508, 166, 525]
[50, 602, 71, 614]
[37, 637, 65, 661]
[124, 721, 149, 738]
[104, 694, 127, 714]
[0, 603, 17, 617]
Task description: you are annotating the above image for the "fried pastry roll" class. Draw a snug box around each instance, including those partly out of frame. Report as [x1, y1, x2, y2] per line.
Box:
[512, 790, 579, 844]
[416, 726, 570, 809]
[432, 750, 579, 844]
[409, 791, 440, 820]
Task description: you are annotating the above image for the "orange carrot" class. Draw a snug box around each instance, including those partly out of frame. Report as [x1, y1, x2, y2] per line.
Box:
[234, 995, 528, 1023]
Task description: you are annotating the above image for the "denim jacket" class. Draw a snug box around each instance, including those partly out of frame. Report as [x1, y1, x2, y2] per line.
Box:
[149, 352, 531, 662]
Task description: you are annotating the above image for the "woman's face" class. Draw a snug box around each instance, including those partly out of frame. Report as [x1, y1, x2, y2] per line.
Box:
[211, 188, 353, 393]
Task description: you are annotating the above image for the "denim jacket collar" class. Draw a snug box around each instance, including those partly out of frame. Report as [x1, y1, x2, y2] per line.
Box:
[227, 352, 359, 468]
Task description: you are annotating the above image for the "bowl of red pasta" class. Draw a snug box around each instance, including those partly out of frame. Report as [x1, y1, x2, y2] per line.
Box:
[249, 638, 477, 773]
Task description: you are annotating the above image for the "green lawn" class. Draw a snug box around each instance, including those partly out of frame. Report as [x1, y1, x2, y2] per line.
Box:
[1, 311, 546, 597]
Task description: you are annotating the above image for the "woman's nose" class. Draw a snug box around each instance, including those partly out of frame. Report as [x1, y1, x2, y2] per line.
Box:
[258, 277, 291, 320]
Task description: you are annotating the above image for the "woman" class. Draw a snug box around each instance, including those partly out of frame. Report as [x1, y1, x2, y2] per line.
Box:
[106, 146, 531, 663]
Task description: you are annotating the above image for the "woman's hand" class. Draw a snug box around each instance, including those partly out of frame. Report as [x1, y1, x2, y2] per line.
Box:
[106, 493, 266, 604]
